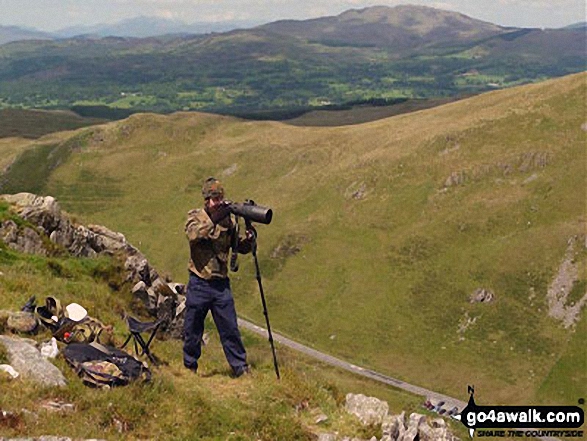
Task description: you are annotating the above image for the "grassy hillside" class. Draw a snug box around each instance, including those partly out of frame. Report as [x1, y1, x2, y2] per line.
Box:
[1, 73, 585, 409]
[284, 97, 464, 127]
[0, 225, 427, 440]
[0, 109, 107, 139]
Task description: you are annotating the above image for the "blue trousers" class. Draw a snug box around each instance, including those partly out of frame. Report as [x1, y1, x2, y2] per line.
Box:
[183, 273, 247, 373]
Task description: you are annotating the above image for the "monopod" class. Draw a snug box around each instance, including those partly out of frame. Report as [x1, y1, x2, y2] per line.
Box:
[230, 203, 280, 380]
[245, 218, 280, 380]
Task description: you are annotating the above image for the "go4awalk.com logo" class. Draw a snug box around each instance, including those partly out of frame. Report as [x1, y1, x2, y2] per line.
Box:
[452, 386, 585, 438]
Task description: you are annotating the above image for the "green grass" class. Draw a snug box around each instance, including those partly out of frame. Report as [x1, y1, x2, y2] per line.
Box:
[0, 74, 585, 412]
[536, 313, 587, 405]
[0, 242, 432, 440]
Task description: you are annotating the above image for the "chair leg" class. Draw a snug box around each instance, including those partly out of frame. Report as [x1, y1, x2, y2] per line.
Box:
[144, 323, 161, 349]
[121, 334, 132, 349]
[133, 336, 140, 357]
[133, 332, 160, 365]
[135, 332, 149, 356]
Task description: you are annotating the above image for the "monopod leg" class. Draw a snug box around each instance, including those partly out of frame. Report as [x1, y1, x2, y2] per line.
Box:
[250, 233, 280, 380]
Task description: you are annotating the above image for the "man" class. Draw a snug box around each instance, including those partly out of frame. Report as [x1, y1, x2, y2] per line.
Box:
[183, 177, 253, 377]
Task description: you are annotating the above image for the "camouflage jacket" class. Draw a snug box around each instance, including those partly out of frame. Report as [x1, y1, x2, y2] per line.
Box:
[185, 208, 252, 280]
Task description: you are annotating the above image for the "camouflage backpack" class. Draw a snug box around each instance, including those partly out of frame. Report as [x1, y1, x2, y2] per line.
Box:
[35, 296, 108, 344]
[63, 342, 151, 388]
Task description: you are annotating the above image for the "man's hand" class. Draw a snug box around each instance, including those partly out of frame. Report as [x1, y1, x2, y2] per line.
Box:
[209, 201, 232, 224]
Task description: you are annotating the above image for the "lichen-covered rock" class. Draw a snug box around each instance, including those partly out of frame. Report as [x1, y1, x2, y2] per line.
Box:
[6, 311, 38, 333]
[1, 193, 62, 234]
[0, 335, 66, 387]
[0, 220, 49, 255]
[87, 224, 128, 253]
[345, 393, 389, 425]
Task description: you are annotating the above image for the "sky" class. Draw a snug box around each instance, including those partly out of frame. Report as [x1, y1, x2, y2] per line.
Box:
[0, 0, 585, 31]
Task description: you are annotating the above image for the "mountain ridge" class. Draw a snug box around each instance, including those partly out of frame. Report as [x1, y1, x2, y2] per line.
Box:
[0, 25, 54, 45]
[0, 5, 583, 113]
[259, 4, 506, 50]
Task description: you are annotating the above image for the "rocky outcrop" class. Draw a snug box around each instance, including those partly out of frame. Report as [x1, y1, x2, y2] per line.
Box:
[319, 394, 459, 441]
[1, 193, 151, 273]
[0, 193, 185, 335]
[0, 336, 67, 387]
[547, 236, 587, 328]
[442, 151, 550, 188]
[381, 412, 406, 441]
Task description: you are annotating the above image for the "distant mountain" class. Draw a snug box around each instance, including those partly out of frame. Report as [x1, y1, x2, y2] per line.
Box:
[260, 5, 506, 51]
[562, 22, 587, 30]
[54, 16, 262, 38]
[0, 5, 584, 113]
[0, 25, 54, 45]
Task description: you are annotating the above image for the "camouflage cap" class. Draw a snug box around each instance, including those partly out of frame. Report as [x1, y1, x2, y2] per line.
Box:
[201, 177, 225, 200]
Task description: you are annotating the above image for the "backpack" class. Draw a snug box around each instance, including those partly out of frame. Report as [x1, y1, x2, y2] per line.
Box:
[63, 342, 151, 388]
[36, 296, 108, 344]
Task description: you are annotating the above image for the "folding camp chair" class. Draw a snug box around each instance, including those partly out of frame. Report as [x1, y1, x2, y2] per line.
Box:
[121, 315, 162, 365]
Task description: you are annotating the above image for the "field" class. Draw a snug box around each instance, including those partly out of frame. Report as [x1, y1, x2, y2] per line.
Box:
[0, 73, 585, 414]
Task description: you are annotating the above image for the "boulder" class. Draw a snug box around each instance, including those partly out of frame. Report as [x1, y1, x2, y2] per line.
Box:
[396, 413, 426, 441]
[67, 225, 98, 258]
[0, 335, 66, 387]
[6, 311, 38, 333]
[0, 221, 49, 256]
[168, 296, 186, 339]
[49, 220, 76, 249]
[87, 224, 128, 253]
[1, 193, 62, 234]
[417, 421, 435, 441]
[156, 292, 177, 332]
[431, 418, 446, 429]
[124, 253, 157, 285]
[345, 393, 389, 426]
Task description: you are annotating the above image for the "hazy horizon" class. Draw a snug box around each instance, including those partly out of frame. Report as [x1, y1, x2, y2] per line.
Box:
[0, 0, 585, 33]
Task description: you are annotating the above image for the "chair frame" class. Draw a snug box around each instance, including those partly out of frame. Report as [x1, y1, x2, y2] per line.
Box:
[121, 315, 162, 365]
